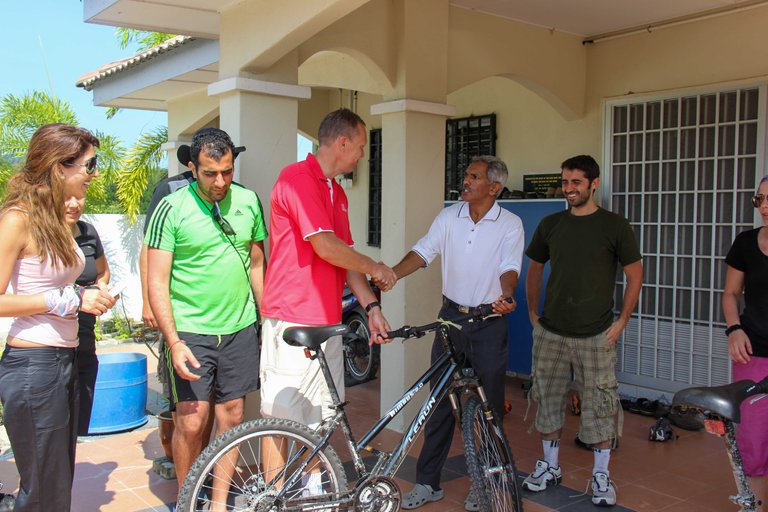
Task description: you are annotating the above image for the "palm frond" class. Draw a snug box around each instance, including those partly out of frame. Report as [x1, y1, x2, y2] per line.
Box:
[0, 156, 20, 201]
[114, 28, 177, 52]
[117, 126, 168, 222]
[0, 91, 78, 158]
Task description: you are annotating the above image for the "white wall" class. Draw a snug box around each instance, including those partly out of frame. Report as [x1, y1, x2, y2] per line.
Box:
[83, 214, 145, 322]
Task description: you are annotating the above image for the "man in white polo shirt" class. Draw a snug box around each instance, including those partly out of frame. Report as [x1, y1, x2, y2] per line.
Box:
[394, 155, 524, 511]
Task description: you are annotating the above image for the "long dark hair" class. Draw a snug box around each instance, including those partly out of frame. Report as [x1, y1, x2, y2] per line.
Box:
[2, 123, 99, 267]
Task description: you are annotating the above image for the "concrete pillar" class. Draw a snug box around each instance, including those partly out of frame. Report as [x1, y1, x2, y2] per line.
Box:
[208, 77, 312, 234]
[374, 100, 455, 431]
[367, 0, 452, 432]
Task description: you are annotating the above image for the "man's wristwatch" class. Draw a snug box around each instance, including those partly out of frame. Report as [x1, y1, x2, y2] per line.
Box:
[365, 301, 381, 313]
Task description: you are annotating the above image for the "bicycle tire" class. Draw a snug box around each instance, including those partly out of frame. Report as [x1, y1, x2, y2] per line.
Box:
[178, 418, 348, 512]
[461, 395, 523, 512]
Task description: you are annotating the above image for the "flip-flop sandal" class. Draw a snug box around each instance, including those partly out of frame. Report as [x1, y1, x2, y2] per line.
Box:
[653, 402, 671, 418]
[402, 483, 444, 509]
[627, 398, 647, 415]
[631, 398, 659, 416]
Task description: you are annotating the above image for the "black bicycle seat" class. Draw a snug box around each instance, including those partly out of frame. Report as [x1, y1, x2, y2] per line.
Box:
[283, 324, 350, 350]
[672, 379, 760, 423]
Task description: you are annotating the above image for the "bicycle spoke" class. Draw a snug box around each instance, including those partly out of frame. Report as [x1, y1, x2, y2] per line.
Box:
[178, 420, 347, 512]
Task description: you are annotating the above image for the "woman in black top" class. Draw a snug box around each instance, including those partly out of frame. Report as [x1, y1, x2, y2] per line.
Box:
[723, 175, 768, 511]
[63, 185, 111, 435]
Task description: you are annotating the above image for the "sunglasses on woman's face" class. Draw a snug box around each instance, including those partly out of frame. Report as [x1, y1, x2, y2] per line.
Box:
[752, 194, 768, 208]
[64, 156, 98, 175]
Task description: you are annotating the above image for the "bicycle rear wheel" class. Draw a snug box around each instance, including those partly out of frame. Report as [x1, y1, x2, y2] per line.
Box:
[461, 395, 523, 512]
[177, 418, 347, 512]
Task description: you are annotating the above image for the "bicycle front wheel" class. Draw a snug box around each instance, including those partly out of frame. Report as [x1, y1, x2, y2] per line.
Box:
[178, 418, 348, 512]
[461, 395, 523, 512]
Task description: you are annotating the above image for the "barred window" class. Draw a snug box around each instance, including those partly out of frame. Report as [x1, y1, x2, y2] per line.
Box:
[445, 114, 496, 200]
[368, 128, 382, 247]
[607, 87, 762, 389]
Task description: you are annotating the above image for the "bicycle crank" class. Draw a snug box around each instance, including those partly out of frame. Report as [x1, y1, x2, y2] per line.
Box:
[353, 476, 401, 512]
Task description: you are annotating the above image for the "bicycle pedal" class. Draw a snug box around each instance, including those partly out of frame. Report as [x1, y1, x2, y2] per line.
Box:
[152, 456, 177, 480]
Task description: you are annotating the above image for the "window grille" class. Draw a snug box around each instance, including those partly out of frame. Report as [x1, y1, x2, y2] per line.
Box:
[445, 114, 496, 200]
[606, 87, 763, 391]
[368, 128, 382, 247]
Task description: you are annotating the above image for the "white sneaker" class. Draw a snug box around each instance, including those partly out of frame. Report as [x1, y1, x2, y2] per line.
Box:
[591, 472, 616, 507]
[522, 459, 562, 492]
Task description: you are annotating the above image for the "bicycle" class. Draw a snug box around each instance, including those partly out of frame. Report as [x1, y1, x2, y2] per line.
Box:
[672, 375, 768, 512]
[177, 302, 523, 511]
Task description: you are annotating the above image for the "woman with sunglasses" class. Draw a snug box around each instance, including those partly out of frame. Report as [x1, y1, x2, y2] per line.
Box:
[0, 123, 116, 511]
[722, 175, 768, 512]
[62, 181, 113, 437]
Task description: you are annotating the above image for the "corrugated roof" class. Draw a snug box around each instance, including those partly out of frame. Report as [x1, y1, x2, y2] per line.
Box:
[76, 35, 194, 91]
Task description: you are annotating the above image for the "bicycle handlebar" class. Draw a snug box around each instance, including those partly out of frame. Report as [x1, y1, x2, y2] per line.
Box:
[385, 297, 512, 340]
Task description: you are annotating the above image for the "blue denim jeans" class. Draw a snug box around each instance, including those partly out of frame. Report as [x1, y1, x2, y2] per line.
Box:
[0, 346, 78, 511]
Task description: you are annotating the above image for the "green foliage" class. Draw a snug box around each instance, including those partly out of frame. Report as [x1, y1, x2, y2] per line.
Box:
[0, 91, 78, 160]
[94, 320, 103, 341]
[115, 314, 133, 339]
[118, 126, 168, 222]
[104, 106, 120, 120]
[0, 91, 166, 218]
[0, 155, 15, 198]
[115, 28, 177, 52]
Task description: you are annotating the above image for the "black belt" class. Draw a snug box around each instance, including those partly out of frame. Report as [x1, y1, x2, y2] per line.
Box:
[442, 296, 491, 315]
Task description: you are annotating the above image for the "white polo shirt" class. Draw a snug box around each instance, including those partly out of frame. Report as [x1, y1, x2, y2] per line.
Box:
[412, 201, 524, 307]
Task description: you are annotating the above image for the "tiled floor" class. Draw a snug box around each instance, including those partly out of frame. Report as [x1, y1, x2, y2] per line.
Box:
[0, 341, 742, 511]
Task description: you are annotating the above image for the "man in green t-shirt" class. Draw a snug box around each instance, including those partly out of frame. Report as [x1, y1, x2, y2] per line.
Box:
[523, 155, 642, 508]
[145, 128, 268, 508]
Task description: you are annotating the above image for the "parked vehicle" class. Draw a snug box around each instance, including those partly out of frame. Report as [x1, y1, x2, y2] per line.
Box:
[341, 285, 380, 387]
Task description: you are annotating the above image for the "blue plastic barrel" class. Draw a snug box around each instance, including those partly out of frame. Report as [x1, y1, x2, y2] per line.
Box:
[88, 352, 148, 434]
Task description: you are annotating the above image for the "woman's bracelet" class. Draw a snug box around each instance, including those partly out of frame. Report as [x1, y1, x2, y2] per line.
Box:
[725, 324, 743, 336]
[167, 339, 186, 351]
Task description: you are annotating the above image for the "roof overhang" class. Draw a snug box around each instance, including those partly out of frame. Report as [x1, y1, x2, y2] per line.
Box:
[77, 37, 219, 111]
[83, 0, 237, 38]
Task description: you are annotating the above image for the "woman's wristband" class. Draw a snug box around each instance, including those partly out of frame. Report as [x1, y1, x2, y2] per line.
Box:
[365, 301, 381, 313]
[725, 324, 743, 336]
[44, 285, 82, 317]
[167, 339, 186, 351]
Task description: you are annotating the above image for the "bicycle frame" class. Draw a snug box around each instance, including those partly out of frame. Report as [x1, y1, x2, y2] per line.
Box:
[273, 318, 489, 506]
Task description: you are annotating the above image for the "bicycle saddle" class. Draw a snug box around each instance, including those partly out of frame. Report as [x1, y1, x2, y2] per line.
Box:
[672, 379, 760, 423]
[283, 324, 350, 350]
